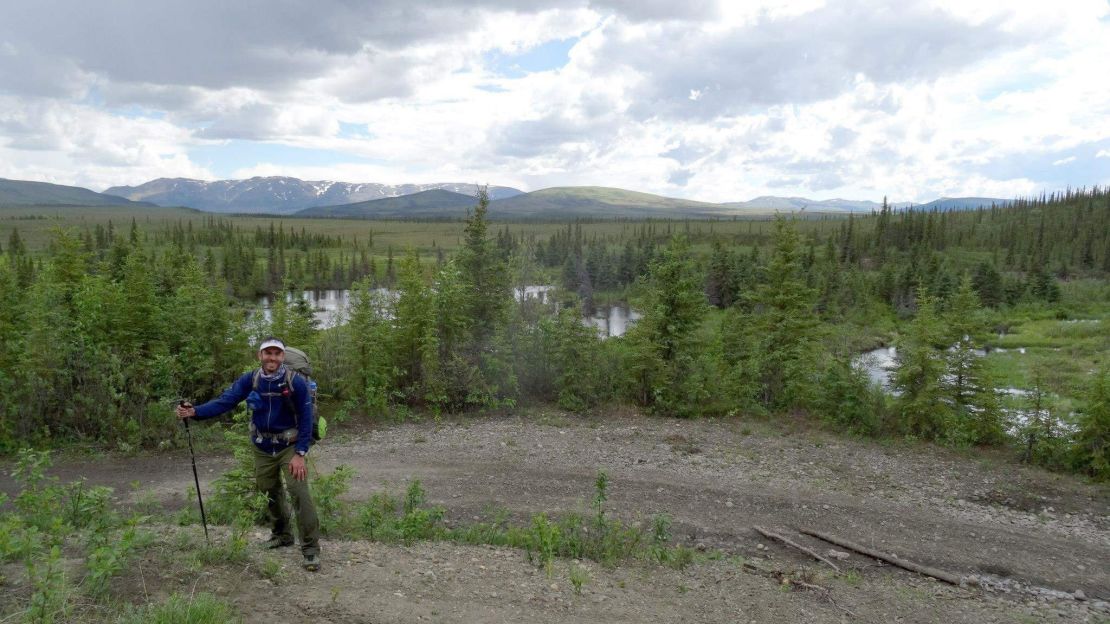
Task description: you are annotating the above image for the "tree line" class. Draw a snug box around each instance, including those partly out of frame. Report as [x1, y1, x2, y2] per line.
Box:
[0, 188, 1106, 479]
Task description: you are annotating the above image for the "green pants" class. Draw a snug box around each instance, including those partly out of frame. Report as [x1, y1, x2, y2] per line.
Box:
[253, 444, 320, 556]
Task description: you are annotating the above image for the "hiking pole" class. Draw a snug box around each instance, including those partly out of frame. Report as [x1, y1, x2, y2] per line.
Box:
[180, 401, 210, 544]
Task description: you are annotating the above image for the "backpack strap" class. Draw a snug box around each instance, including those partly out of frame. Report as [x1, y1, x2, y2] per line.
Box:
[251, 367, 310, 436]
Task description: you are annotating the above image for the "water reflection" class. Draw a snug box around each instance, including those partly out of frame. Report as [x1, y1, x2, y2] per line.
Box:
[852, 345, 1074, 434]
[515, 285, 555, 304]
[854, 345, 1028, 391]
[256, 286, 641, 337]
[585, 305, 642, 338]
[257, 290, 352, 328]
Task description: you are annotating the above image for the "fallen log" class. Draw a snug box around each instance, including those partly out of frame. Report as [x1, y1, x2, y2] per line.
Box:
[799, 528, 964, 586]
[753, 526, 841, 573]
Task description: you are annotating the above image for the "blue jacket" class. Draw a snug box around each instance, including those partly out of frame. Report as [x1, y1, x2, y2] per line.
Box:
[193, 369, 313, 455]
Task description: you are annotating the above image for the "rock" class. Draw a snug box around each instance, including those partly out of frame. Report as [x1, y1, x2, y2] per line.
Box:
[1074, 589, 1086, 601]
[825, 549, 850, 561]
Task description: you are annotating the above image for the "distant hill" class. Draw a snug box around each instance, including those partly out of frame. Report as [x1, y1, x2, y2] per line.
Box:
[105, 177, 524, 215]
[723, 196, 935, 212]
[4, 174, 1012, 220]
[723, 196, 885, 212]
[912, 197, 1012, 211]
[295, 187, 1013, 221]
[298, 189, 477, 218]
[0, 178, 146, 207]
[486, 187, 754, 219]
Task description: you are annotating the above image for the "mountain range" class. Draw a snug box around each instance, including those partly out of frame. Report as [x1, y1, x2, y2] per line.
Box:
[104, 177, 524, 215]
[0, 176, 1011, 220]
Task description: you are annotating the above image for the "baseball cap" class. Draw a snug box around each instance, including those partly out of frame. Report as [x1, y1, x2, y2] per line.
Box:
[258, 337, 286, 352]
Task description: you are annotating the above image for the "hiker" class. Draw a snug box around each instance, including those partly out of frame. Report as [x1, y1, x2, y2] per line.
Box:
[176, 336, 321, 571]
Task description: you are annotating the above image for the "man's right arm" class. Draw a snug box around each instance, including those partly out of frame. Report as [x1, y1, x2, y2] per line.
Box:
[183, 374, 251, 420]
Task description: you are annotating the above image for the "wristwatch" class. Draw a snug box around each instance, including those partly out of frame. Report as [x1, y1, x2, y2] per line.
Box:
[297, 450, 307, 457]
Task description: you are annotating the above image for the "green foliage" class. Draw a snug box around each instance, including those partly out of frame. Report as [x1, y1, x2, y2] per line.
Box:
[1019, 367, 1071, 469]
[721, 218, 824, 413]
[624, 236, 711, 417]
[892, 289, 953, 439]
[529, 513, 560, 573]
[351, 480, 444, 544]
[1072, 367, 1110, 480]
[0, 228, 246, 449]
[26, 544, 69, 624]
[942, 276, 1006, 446]
[311, 463, 354, 535]
[2, 449, 146, 620]
[817, 357, 881, 435]
[208, 411, 266, 525]
[339, 276, 394, 414]
[1, 186, 1107, 480]
[118, 593, 241, 624]
[568, 563, 589, 594]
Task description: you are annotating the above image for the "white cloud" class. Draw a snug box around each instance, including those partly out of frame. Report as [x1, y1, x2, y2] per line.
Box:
[0, 0, 1108, 202]
[0, 97, 211, 190]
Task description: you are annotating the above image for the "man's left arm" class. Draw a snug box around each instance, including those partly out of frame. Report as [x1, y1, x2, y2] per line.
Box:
[293, 375, 313, 456]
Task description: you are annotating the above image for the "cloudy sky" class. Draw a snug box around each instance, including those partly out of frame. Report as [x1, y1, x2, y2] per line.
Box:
[1, 0, 1108, 202]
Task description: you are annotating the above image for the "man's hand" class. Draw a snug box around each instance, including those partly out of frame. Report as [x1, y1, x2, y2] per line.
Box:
[289, 454, 307, 481]
[176, 401, 195, 420]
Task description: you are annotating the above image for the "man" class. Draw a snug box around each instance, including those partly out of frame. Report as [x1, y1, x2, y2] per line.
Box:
[177, 337, 321, 571]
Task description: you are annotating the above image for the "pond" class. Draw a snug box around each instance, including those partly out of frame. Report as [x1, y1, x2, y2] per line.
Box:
[584, 305, 642, 338]
[854, 345, 1027, 391]
[853, 345, 1075, 435]
[257, 289, 353, 329]
[257, 286, 642, 337]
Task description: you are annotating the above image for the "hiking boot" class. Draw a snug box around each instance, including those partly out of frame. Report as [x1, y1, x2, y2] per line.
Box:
[303, 553, 321, 572]
[264, 536, 295, 549]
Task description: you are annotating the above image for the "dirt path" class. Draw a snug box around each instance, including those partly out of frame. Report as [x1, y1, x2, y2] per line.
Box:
[4, 410, 1108, 622]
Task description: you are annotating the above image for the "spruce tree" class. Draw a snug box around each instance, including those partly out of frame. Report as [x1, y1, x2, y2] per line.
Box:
[1072, 367, 1110, 480]
[892, 288, 951, 439]
[943, 275, 1004, 445]
[624, 236, 708, 417]
[748, 217, 823, 410]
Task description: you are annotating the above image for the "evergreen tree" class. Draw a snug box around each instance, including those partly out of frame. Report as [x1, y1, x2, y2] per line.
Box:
[747, 217, 823, 410]
[342, 276, 393, 414]
[391, 252, 435, 402]
[457, 188, 511, 350]
[1071, 367, 1110, 480]
[971, 261, 1003, 308]
[892, 288, 952, 439]
[943, 275, 1004, 445]
[624, 236, 709, 417]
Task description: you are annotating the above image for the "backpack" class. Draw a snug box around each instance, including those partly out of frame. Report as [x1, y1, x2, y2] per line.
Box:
[252, 346, 327, 443]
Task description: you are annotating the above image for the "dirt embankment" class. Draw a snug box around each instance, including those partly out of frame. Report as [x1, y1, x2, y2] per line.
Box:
[3, 410, 1108, 623]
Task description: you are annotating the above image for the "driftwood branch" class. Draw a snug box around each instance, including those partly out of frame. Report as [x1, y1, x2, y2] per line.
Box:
[800, 528, 964, 585]
[753, 526, 841, 573]
[740, 562, 856, 619]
